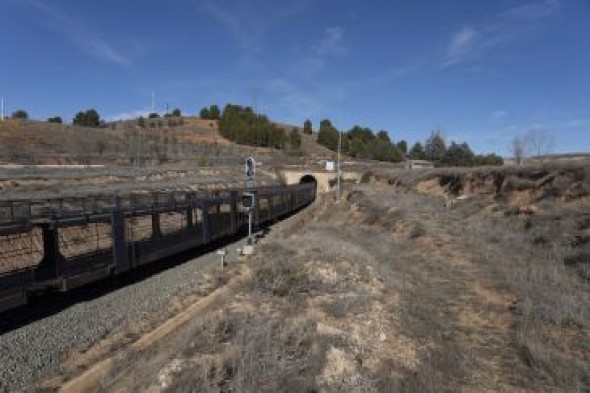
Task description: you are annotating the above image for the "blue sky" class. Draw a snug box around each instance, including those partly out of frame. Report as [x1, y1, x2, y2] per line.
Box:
[1, 0, 589, 155]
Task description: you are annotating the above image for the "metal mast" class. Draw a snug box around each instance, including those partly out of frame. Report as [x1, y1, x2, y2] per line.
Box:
[337, 130, 341, 202]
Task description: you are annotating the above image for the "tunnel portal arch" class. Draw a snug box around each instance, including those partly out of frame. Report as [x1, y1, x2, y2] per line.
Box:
[300, 174, 318, 189]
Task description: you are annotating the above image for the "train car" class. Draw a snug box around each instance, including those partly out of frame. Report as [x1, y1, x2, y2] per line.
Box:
[0, 183, 316, 313]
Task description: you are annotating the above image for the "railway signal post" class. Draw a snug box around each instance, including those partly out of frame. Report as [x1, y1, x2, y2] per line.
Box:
[244, 156, 256, 245]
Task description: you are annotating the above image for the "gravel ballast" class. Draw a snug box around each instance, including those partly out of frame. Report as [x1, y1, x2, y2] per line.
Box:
[0, 237, 251, 391]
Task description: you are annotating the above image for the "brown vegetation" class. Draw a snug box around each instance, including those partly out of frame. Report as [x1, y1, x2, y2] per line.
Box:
[0, 118, 301, 167]
[38, 163, 590, 392]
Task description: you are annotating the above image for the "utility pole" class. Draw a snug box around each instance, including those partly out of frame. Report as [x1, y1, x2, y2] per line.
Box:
[337, 130, 341, 202]
[1, 95, 4, 122]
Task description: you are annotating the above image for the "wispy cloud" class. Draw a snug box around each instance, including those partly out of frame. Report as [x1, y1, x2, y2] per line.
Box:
[201, 0, 310, 54]
[491, 110, 507, 120]
[265, 77, 347, 123]
[23, 0, 133, 67]
[560, 119, 590, 128]
[501, 0, 560, 19]
[295, 26, 348, 79]
[202, 1, 260, 52]
[446, 26, 478, 65]
[442, 0, 560, 67]
[314, 26, 347, 57]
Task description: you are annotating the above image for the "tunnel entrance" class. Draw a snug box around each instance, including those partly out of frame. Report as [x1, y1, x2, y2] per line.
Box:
[300, 174, 317, 189]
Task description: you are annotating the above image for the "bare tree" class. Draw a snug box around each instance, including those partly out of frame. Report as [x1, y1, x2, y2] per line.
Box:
[525, 129, 554, 160]
[511, 136, 526, 165]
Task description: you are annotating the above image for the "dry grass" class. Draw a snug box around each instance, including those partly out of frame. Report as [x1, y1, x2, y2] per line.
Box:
[59, 163, 589, 392]
[164, 312, 322, 393]
[457, 203, 590, 390]
[0, 119, 303, 167]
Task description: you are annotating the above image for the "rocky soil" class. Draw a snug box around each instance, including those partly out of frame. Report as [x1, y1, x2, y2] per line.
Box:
[0, 235, 252, 391]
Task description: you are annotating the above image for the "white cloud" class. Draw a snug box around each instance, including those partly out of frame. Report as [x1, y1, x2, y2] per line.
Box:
[443, 26, 482, 66]
[23, 0, 133, 67]
[447, 27, 478, 61]
[442, 0, 560, 67]
[501, 0, 560, 19]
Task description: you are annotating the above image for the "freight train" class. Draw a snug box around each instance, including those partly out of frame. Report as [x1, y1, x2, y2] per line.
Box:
[0, 182, 316, 313]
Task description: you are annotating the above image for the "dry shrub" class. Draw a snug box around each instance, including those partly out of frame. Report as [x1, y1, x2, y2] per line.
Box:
[507, 246, 587, 327]
[393, 351, 445, 393]
[250, 246, 311, 298]
[503, 177, 536, 192]
[346, 189, 407, 230]
[165, 312, 322, 393]
[320, 372, 379, 393]
[516, 322, 590, 390]
[409, 223, 427, 239]
[360, 171, 374, 184]
[254, 263, 310, 297]
[460, 205, 590, 389]
[322, 293, 372, 318]
[564, 248, 590, 281]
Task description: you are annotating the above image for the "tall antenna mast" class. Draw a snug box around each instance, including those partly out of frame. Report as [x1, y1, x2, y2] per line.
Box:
[0, 95, 4, 122]
[151, 91, 155, 113]
[251, 86, 258, 114]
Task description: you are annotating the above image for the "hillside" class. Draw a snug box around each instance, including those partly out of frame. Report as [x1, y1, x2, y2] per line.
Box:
[0, 118, 310, 167]
[273, 123, 336, 161]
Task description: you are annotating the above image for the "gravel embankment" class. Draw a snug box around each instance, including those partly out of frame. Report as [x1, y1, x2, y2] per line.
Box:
[0, 237, 251, 391]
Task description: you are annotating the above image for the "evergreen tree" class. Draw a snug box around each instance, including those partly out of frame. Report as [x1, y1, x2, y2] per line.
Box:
[303, 119, 312, 134]
[441, 142, 475, 166]
[409, 142, 426, 160]
[47, 116, 62, 124]
[199, 107, 210, 119]
[317, 119, 340, 151]
[12, 110, 28, 119]
[425, 131, 447, 161]
[217, 104, 286, 149]
[73, 109, 100, 127]
[474, 153, 504, 166]
[377, 130, 390, 142]
[290, 127, 302, 149]
[397, 140, 408, 154]
[209, 105, 220, 120]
